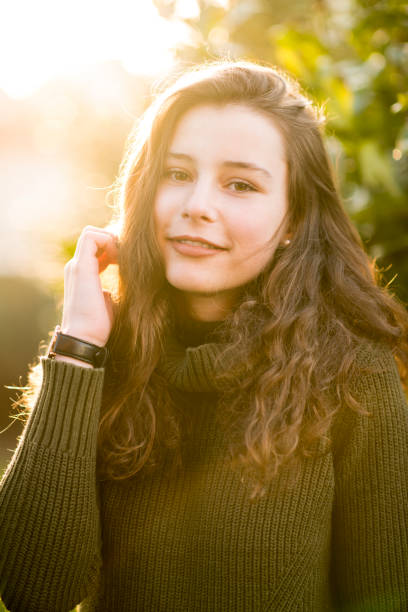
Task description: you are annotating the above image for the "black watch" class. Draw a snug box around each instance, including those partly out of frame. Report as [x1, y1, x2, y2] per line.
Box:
[47, 325, 109, 368]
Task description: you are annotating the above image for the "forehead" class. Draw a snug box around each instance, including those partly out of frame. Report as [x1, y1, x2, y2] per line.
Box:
[168, 104, 286, 165]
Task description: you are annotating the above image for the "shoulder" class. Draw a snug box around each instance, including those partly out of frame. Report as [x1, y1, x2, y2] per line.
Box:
[331, 340, 408, 460]
[349, 339, 405, 410]
[350, 340, 404, 401]
[354, 340, 398, 370]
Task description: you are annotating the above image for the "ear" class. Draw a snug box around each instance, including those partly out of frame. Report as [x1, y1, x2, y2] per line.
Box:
[280, 231, 292, 246]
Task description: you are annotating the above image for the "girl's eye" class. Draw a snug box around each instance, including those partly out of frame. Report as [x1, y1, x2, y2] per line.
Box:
[164, 169, 190, 182]
[228, 181, 257, 193]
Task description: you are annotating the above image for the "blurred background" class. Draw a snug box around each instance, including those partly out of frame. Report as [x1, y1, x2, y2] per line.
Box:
[1, 0, 407, 473]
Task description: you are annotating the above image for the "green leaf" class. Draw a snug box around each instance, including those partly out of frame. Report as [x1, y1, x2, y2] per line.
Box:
[358, 141, 401, 196]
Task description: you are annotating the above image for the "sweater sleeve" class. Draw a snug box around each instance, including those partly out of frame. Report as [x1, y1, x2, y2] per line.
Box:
[0, 357, 105, 612]
[331, 346, 408, 611]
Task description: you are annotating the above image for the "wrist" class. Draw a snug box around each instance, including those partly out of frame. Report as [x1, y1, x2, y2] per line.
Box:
[60, 326, 106, 347]
[48, 325, 109, 368]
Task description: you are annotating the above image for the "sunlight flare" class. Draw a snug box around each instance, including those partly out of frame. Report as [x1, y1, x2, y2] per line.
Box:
[0, 0, 191, 98]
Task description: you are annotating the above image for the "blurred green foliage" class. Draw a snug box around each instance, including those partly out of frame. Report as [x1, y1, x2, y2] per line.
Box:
[156, 0, 408, 301]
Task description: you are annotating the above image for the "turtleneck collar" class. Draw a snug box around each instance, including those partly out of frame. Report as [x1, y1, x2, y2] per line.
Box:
[159, 317, 226, 393]
[174, 316, 224, 348]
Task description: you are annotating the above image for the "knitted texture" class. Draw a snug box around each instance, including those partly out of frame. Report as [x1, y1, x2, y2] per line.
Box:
[1, 340, 407, 611]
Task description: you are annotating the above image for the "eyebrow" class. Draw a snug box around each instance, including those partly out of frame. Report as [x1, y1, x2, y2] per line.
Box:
[167, 152, 272, 178]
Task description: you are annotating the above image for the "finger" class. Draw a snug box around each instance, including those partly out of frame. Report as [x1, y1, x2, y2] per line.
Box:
[75, 226, 113, 251]
[74, 227, 118, 263]
[97, 251, 117, 274]
[96, 238, 119, 263]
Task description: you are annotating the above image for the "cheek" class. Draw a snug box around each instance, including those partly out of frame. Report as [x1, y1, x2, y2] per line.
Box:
[153, 194, 169, 238]
[232, 213, 282, 254]
[154, 186, 182, 235]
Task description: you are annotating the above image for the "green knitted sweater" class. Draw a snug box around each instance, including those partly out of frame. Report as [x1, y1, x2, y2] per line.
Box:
[1, 330, 408, 611]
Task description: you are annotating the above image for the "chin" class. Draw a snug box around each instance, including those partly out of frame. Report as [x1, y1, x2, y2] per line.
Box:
[165, 269, 219, 291]
[168, 279, 222, 294]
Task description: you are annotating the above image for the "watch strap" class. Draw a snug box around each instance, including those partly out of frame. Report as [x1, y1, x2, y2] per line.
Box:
[48, 326, 108, 368]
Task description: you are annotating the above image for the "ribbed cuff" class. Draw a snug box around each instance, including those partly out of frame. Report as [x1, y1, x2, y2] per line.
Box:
[22, 357, 105, 457]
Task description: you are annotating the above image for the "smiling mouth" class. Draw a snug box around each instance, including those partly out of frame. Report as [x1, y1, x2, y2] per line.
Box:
[173, 238, 224, 250]
[169, 235, 227, 251]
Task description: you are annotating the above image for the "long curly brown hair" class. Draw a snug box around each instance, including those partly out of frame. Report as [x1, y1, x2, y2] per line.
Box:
[23, 60, 408, 498]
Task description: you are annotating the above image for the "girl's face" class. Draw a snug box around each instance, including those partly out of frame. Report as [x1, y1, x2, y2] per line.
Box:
[154, 104, 289, 320]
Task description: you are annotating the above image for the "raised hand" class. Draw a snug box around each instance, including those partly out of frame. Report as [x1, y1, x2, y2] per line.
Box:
[60, 225, 119, 349]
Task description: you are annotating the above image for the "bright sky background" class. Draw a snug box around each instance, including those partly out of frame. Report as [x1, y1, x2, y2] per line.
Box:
[0, 0, 204, 99]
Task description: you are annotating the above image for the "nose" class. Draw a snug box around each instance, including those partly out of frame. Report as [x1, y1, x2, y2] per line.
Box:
[181, 178, 217, 223]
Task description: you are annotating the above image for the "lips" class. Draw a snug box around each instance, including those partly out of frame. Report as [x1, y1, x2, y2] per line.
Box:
[166, 235, 228, 258]
[168, 235, 227, 250]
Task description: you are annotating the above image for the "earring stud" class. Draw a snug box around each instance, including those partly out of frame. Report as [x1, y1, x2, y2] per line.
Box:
[283, 238, 291, 246]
